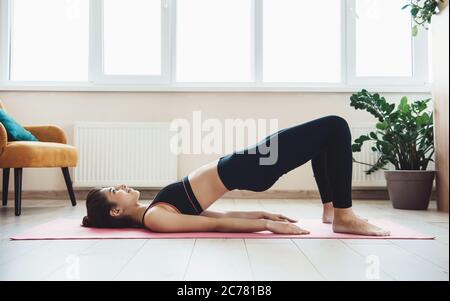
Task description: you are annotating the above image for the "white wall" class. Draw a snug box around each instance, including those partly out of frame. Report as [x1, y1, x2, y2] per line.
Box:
[0, 91, 430, 191]
[432, 1, 449, 212]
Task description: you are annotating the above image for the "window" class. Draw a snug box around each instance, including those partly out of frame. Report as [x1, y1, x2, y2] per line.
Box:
[354, 0, 412, 77]
[176, 0, 253, 82]
[346, 0, 428, 86]
[9, 0, 89, 81]
[0, 0, 429, 90]
[103, 0, 162, 76]
[263, 0, 341, 83]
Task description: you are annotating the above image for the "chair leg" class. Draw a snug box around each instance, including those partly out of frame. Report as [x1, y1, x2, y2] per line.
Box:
[62, 167, 76, 206]
[14, 168, 22, 216]
[2, 168, 10, 206]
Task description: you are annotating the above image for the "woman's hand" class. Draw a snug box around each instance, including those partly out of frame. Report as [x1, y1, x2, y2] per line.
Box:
[262, 212, 298, 223]
[266, 220, 310, 235]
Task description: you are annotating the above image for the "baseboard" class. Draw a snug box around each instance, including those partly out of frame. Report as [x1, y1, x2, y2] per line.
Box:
[2, 187, 438, 201]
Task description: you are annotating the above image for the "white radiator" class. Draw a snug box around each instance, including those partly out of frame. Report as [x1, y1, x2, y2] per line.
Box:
[73, 122, 178, 188]
[350, 123, 436, 186]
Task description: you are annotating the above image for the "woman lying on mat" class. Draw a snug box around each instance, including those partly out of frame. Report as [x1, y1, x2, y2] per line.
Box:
[82, 115, 390, 236]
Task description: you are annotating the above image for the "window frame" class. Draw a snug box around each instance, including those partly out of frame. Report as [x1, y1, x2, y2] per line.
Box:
[260, 0, 345, 85]
[0, 0, 431, 92]
[0, 0, 10, 84]
[2, 0, 93, 85]
[90, 0, 171, 85]
[346, 0, 429, 86]
[174, 0, 256, 84]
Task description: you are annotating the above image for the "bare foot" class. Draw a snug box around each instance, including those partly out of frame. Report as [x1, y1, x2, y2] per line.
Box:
[322, 203, 334, 224]
[322, 203, 368, 224]
[333, 209, 390, 237]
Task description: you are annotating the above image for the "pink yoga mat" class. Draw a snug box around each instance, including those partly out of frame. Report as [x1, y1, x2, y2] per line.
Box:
[10, 218, 434, 240]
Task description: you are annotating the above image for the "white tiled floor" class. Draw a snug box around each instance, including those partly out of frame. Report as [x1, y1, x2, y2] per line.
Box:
[0, 199, 448, 281]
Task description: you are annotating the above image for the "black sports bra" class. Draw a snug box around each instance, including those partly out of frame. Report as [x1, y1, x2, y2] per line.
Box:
[141, 176, 204, 223]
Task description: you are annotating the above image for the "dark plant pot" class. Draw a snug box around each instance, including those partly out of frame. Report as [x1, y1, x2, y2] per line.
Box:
[384, 170, 435, 210]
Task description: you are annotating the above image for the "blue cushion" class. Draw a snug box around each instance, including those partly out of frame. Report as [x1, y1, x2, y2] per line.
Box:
[0, 109, 38, 142]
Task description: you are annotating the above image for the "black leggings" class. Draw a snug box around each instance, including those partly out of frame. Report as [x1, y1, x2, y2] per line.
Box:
[217, 115, 353, 209]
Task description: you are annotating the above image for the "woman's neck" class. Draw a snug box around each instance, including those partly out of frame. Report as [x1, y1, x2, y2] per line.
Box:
[124, 203, 149, 226]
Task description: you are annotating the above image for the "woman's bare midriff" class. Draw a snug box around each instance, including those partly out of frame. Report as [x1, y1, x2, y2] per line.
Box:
[187, 159, 230, 211]
[151, 159, 229, 214]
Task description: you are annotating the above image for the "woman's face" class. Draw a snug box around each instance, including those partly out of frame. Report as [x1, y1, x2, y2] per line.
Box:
[100, 184, 140, 215]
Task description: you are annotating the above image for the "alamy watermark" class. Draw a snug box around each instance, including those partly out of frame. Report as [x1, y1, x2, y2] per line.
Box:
[365, 255, 381, 280]
[65, 254, 80, 280]
[169, 111, 280, 166]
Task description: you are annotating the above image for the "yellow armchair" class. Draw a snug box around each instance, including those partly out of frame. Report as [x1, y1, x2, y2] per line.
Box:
[24, 125, 68, 144]
[0, 100, 78, 216]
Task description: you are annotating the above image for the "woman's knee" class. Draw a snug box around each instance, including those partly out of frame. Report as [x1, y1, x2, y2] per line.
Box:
[324, 115, 349, 128]
[323, 115, 351, 140]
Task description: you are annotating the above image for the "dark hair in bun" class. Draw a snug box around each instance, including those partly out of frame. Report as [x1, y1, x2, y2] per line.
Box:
[82, 188, 136, 228]
[82, 216, 91, 227]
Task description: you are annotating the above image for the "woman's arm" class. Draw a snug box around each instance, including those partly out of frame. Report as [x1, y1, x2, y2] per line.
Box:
[145, 207, 306, 234]
[201, 210, 298, 223]
[146, 207, 267, 233]
[201, 210, 264, 219]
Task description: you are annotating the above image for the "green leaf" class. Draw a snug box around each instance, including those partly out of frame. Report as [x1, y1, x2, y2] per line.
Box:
[388, 103, 396, 114]
[352, 144, 361, 152]
[348, 88, 435, 171]
[399, 96, 411, 113]
[412, 25, 419, 36]
[400, 96, 408, 104]
[376, 121, 389, 130]
[417, 112, 431, 126]
[355, 135, 371, 144]
[412, 99, 429, 113]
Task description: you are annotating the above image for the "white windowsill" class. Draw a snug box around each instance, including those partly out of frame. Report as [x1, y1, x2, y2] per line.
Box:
[0, 83, 433, 93]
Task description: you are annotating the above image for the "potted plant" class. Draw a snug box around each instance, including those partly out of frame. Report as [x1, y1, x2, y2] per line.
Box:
[350, 90, 435, 210]
[402, 0, 446, 36]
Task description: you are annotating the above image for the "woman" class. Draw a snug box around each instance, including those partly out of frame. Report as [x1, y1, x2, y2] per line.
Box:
[82, 115, 390, 236]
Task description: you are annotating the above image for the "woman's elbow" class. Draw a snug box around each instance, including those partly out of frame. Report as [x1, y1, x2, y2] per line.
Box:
[145, 222, 167, 233]
[145, 218, 176, 233]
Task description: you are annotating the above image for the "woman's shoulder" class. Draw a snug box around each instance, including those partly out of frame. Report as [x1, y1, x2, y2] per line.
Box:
[147, 202, 180, 214]
[142, 203, 181, 231]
